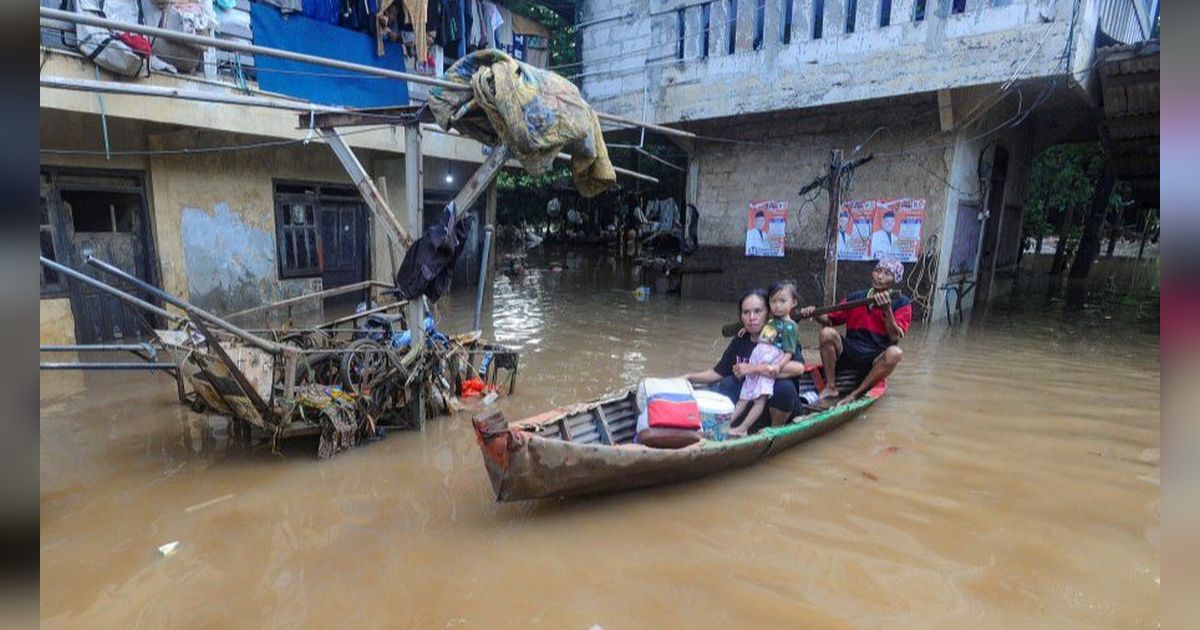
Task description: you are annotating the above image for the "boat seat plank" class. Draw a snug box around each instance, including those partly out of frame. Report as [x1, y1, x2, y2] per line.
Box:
[594, 405, 615, 445]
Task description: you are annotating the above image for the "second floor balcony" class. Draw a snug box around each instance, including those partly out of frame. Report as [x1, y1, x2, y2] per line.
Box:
[578, 0, 1157, 124]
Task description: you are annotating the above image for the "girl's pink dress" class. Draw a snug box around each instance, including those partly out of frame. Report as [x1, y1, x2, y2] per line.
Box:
[739, 342, 783, 400]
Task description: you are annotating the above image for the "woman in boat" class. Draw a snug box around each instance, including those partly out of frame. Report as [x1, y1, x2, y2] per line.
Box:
[681, 288, 806, 434]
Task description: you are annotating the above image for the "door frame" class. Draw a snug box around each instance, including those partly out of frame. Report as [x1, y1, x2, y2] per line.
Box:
[41, 166, 163, 342]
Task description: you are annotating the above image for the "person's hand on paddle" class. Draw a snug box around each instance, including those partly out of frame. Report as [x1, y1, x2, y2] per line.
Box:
[873, 291, 892, 310]
[799, 306, 816, 318]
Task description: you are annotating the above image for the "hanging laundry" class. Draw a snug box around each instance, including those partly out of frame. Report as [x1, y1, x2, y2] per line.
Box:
[339, 0, 378, 32]
[482, 1, 502, 46]
[469, 0, 486, 49]
[393, 204, 475, 302]
[402, 0, 428, 60]
[302, 0, 340, 25]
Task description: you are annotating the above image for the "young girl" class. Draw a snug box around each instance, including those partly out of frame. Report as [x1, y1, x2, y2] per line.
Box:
[728, 281, 800, 437]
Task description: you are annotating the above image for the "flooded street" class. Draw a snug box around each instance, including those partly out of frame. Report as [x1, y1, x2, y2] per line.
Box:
[40, 251, 1160, 628]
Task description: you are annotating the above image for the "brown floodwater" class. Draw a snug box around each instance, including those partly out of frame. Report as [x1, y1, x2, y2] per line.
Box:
[40, 252, 1160, 628]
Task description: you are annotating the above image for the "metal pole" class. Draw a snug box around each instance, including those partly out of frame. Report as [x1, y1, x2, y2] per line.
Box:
[40, 256, 180, 322]
[40, 362, 176, 371]
[41, 75, 345, 113]
[473, 226, 494, 331]
[42, 76, 663, 185]
[404, 122, 426, 429]
[84, 255, 289, 354]
[41, 7, 466, 92]
[40, 343, 154, 354]
[40, 7, 698, 141]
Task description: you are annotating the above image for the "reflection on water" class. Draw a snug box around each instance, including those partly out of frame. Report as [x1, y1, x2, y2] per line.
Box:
[41, 250, 1159, 628]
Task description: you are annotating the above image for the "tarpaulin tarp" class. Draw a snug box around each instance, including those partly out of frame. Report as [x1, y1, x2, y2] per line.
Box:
[251, 4, 409, 108]
[428, 50, 616, 198]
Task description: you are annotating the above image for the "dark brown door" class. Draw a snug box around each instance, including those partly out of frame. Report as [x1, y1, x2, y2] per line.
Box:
[319, 200, 368, 308]
[53, 173, 158, 344]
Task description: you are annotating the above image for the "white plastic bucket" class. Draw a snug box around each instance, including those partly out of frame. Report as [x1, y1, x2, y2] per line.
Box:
[694, 390, 735, 441]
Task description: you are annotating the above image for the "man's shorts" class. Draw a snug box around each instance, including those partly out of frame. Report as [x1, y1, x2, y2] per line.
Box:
[837, 344, 881, 381]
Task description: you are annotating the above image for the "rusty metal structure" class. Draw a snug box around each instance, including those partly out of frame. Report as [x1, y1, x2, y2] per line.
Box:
[40, 254, 515, 458]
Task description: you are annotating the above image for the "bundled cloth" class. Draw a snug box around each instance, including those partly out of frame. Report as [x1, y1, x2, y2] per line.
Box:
[428, 50, 616, 198]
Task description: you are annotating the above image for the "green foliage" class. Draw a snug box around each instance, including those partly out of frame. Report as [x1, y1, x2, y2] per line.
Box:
[1022, 142, 1105, 242]
[495, 165, 572, 227]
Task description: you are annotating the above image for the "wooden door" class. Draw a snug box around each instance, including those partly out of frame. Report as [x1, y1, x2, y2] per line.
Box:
[56, 180, 157, 343]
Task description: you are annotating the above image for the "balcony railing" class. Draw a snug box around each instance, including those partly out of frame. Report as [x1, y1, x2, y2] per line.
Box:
[647, 0, 1155, 66]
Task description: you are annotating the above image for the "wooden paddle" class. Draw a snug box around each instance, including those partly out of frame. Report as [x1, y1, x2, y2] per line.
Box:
[720, 290, 896, 338]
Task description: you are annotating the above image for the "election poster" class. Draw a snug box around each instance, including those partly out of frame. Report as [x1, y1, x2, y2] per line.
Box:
[836, 199, 875, 261]
[744, 199, 788, 257]
[837, 198, 925, 262]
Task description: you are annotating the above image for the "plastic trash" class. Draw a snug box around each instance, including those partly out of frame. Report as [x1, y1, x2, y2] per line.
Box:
[158, 541, 180, 556]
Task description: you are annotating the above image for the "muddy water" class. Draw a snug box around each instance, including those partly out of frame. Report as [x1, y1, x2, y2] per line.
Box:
[40, 252, 1160, 628]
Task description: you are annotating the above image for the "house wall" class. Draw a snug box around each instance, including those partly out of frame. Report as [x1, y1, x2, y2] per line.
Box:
[39, 298, 77, 346]
[680, 94, 953, 305]
[679, 86, 1039, 317]
[578, 0, 1098, 123]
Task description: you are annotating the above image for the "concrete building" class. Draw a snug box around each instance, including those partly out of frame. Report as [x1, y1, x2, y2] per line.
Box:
[576, 0, 1158, 316]
[37, 2, 557, 345]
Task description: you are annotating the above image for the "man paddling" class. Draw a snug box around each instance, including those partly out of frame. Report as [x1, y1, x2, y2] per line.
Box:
[801, 259, 911, 408]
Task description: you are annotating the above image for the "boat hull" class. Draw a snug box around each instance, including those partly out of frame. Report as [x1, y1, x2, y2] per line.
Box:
[473, 380, 885, 501]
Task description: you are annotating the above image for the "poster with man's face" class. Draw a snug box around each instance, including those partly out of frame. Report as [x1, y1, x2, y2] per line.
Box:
[745, 200, 788, 257]
[838, 198, 925, 262]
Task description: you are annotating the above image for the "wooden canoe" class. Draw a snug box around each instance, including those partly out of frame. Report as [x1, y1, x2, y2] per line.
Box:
[472, 366, 886, 501]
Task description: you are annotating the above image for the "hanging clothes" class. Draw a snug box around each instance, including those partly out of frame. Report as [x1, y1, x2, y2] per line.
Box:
[482, 2, 502, 46]
[468, 0, 485, 49]
[401, 0, 427, 61]
[302, 0, 341, 25]
[393, 204, 475, 302]
[338, 0, 377, 31]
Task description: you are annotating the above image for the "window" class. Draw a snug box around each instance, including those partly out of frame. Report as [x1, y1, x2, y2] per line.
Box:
[952, 0, 966, 13]
[61, 190, 139, 233]
[846, 0, 857, 33]
[700, 2, 711, 58]
[274, 183, 366, 280]
[753, 0, 766, 50]
[914, 0, 926, 21]
[276, 198, 321, 278]
[781, 0, 794, 44]
[880, 0, 892, 26]
[40, 172, 65, 296]
[726, 0, 737, 54]
[813, 0, 825, 39]
[676, 8, 686, 60]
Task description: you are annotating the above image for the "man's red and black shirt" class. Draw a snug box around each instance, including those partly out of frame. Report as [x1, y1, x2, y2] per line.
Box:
[827, 289, 912, 360]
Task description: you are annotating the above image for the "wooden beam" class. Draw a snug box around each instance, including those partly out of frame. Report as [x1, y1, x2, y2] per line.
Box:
[450, 145, 512, 219]
[300, 105, 433, 129]
[318, 127, 413, 249]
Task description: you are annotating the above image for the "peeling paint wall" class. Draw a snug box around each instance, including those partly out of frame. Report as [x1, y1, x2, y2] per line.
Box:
[179, 203, 318, 315]
[145, 129, 359, 319]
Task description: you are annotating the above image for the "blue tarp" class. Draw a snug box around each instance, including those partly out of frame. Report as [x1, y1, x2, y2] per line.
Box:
[251, 4, 409, 108]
